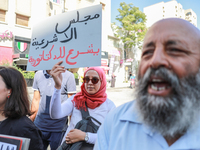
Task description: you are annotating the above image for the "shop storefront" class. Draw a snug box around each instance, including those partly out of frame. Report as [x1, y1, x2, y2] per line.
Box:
[0, 30, 31, 70]
[13, 36, 31, 70]
[108, 49, 120, 80]
[101, 51, 109, 75]
[0, 30, 13, 65]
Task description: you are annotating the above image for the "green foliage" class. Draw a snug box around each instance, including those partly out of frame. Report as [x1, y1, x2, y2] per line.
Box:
[73, 72, 79, 79]
[0, 60, 35, 79]
[12, 64, 26, 78]
[23, 71, 35, 79]
[80, 75, 84, 83]
[13, 64, 35, 79]
[114, 2, 147, 57]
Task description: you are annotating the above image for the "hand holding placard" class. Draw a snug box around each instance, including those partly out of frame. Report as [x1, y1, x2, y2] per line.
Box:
[50, 61, 66, 89]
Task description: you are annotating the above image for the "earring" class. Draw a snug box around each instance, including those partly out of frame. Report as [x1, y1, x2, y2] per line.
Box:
[7, 95, 10, 98]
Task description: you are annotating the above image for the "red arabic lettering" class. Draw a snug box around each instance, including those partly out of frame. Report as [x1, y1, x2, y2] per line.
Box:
[29, 44, 99, 67]
[65, 49, 77, 65]
[57, 46, 66, 59]
[70, 51, 79, 59]
[29, 45, 54, 67]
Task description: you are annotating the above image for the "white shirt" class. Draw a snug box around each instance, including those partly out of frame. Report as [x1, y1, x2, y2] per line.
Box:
[49, 88, 116, 144]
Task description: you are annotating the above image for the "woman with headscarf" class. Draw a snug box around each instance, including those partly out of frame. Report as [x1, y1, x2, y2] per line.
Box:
[0, 66, 43, 150]
[49, 61, 116, 148]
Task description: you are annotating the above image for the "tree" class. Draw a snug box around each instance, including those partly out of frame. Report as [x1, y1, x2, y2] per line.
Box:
[114, 2, 147, 59]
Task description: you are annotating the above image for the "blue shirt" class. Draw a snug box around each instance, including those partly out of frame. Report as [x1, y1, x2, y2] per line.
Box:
[33, 70, 76, 132]
[130, 76, 135, 79]
[94, 101, 200, 150]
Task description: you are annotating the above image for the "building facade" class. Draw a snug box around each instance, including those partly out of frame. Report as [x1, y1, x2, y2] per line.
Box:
[0, 0, 114, 72]
[143, 0, 197, 28]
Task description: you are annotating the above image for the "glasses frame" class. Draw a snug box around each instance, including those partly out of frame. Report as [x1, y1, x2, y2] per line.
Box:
[83, 76, 100, 84]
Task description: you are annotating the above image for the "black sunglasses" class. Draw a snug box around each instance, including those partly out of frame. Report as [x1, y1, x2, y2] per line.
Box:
[83, 77, 100, 84]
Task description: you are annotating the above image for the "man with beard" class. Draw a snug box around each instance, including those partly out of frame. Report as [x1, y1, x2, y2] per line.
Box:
[94, 18, 200, 149]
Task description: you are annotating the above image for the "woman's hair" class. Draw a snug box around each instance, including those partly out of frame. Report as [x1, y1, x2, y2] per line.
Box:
[0, 66, 32, 118]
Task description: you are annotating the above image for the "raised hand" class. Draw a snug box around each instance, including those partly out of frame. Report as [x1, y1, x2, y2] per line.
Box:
[50, 61, 66, 89]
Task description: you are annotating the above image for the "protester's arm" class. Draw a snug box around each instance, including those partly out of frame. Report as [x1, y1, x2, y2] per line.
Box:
[65, 129, 86, 144]
[49, 87, 73, 119]
[49, 61, 74, 119]
[30, 90, 40, 122]
[50, 61, 65, 89]
[87, 133, 97, 144]
[65, 100, 116, 145]
[65, 129, 97, 144]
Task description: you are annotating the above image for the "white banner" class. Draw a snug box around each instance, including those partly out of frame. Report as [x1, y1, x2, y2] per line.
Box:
[27, 4, 102, 71]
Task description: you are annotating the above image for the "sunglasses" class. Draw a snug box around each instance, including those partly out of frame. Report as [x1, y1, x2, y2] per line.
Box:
[83, 77, 100, 84]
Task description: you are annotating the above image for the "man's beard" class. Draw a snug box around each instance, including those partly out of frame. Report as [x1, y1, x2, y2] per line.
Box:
[135, 68, 200, 138]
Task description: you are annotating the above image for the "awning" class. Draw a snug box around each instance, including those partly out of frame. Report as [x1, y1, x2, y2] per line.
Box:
[13, 58, 28, 65]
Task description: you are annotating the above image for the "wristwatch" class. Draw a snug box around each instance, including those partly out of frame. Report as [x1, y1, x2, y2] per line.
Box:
[84, 132, 89, 142]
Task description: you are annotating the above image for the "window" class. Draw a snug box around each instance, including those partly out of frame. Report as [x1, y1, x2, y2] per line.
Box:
[52, 0, 60, 4]
[16, 14, 29, 27]
[186, 12, 192, 16]
[0, 10, 6, 22]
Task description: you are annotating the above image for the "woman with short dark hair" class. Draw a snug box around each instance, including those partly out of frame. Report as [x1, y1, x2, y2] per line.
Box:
[0, 66, 43, 150]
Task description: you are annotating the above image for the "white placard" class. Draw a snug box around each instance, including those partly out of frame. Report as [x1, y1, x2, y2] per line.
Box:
[27, 4, 102, 71]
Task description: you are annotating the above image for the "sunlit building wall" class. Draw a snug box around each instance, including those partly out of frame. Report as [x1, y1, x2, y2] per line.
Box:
[143, 0, 197, 28]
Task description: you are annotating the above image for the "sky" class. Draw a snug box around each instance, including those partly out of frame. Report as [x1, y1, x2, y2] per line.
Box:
[111, 0, 200, 30]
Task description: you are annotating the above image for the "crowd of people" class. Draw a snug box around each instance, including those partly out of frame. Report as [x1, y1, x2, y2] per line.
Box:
[0, 18, 200, 150]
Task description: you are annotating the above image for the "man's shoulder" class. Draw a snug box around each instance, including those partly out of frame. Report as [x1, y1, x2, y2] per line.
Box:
[32, 70, 47, 89]
[115, 101, 134, 112]
[34, 70, 44, 79]
[6, 116, 37, 130]
[62, 70, 73, 76]
[35, 70, 43, 75]
[108, 101, 136, 121]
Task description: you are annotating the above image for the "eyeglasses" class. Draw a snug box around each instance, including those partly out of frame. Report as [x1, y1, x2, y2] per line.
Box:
[83, 77, 100, 84]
